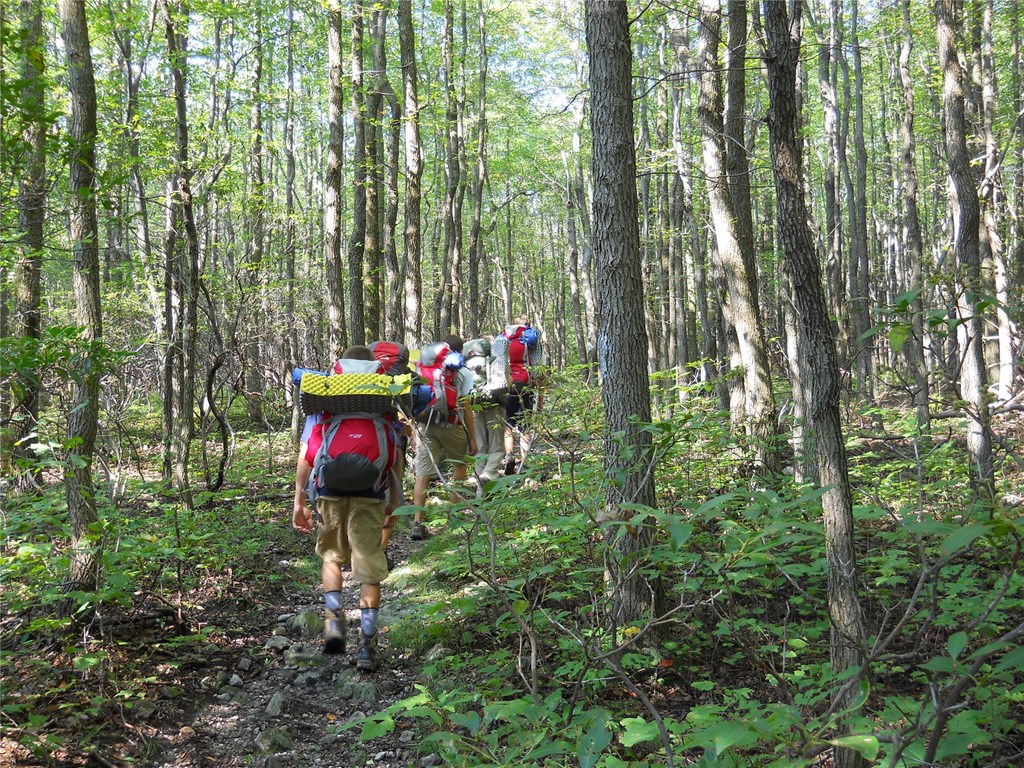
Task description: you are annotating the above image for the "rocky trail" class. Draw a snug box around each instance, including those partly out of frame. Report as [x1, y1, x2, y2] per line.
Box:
[125, 533, 439, 768]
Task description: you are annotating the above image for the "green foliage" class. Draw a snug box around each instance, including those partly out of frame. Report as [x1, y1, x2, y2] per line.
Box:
[362, 382, 1024, 766]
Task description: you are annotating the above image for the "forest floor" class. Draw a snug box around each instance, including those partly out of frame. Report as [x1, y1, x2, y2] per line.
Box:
[4, 407, 1024, 767]
[1, 518, 443, 768]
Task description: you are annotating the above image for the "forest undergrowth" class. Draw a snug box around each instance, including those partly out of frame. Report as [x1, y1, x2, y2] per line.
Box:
[2, 376, 1023, 767]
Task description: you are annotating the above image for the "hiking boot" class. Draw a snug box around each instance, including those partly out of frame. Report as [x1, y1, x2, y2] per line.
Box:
[504, 455, 517, 476]
[323, 611, 346, 655]
[356, 630, 382, 672]
[410, 522, 426, 541]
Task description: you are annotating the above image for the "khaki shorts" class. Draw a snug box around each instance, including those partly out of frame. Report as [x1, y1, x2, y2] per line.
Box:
[413, 423, 469, 478]
[315, 495, 388, 584]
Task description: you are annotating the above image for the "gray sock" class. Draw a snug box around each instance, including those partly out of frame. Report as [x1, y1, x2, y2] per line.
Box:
[360, 608, 379, 637]
[325, 591, 343, 614]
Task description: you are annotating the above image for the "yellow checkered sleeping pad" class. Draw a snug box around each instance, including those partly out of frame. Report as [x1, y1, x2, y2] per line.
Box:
[299, 372, 413, 416]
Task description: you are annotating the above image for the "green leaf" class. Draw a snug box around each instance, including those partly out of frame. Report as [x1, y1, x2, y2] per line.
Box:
[947, 631, 968, 660]
[709, 721, 757, 755]
[888, 323, 911, 353]
[359, 715, 394, 740]
[619, 717, 660, 747]
[941, 523, 990, 555]
[667, 520, 693, 551]
[828, 734, 880, 760]
[577, 718, 612, 768]
[921, 656, 955, 674]
[450, 710, 481, 734]
[995, 645, 1024, 673]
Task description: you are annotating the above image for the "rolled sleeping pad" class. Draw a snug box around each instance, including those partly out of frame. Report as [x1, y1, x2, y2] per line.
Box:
[292, 367, 327, 388]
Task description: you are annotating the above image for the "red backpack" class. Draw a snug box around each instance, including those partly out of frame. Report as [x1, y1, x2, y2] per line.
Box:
[369, 340, 411, 375]
[416, 342, 463, 425]
[304, 357, 398, 499]
[503, 324, 539, 387]
[306, 414, 395, 499]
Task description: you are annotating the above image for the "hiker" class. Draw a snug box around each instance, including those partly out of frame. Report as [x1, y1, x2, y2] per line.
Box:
[500, 315, 544, 474]
[410, 334, 478, 539]
[464, 335, 511, 484]
[292, 345, 401, 671]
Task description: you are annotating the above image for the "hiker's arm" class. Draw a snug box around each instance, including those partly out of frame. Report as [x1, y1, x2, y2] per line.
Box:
[293, 447, 314, 533]
[380, 469, 400, 550]
[462, 404, 478, 455]
[384, 468, 401, 520]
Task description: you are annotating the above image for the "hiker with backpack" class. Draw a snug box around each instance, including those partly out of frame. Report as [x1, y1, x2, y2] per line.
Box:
[292, 345, 405, 671]
[410, 334, 477, 540]
[501, 315, 544, 475]
[464, 335, 511, 484]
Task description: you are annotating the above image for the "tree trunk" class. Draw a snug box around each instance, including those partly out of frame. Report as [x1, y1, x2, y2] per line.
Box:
[898, 0, 930, 432]
[58, 0, 103, 599]
[347, 0, 367, 345]
[566, 157, 589, 373]
[697, 0, 779, 473]
[363, 2, 385, 342]
[936, 0, 994, 499]
[848, 1, 872, 400]
[1013, 0, 1024, 369]
[585, 0, 658, 625]
[976, 0, 1012, 404]
[761, 5, 864, 765]
[245, 4, 266, 422]
[326, 0, 347, 357]
[398, 0, 423, 345]
[374, 6, 403, 343]
[285, 0, 300, 438]
[161, 0, 199, 505]
[438, 0, 463, 335]
[10, 0, 46, 487]
[814, 0, 846, 377]
[573, 112, 598, 366]
[466, 0, 488, 339]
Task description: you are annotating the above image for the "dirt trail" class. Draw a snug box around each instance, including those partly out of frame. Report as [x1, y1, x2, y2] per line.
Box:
[136, 532, 432, 768]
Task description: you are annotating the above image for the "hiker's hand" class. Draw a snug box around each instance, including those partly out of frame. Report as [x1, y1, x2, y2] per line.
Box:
[293, 501, 313, 534]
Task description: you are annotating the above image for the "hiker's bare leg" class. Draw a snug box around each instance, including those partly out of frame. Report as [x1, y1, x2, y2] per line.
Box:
[451, 462, 468, 502]
[359, 582, 381, 610]
[519, 430, 531, 465]
[504, 425, 515, 456]
[413, 474, 431, 524]
[322, 559, 342, 593]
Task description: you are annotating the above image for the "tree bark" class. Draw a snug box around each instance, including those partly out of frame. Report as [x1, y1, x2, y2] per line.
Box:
[285, 0, 300, 438]
[761, 5, 864, 765]
[936, 0, 994, 499]
[325, 0, 347, 357]
[697, 0, 779, 473]
[586, 0, 658, 625]
[566, 156, 589, 373]
[11, 0, 46, 487]
[362, 3, 386, 342]
[466, 0, 488, 339]
[58, 0, 103, 599]
[245, 3, 266, 422]
[398, 0, 423, 345]
[160, 0, 199, 504]
[438, 0, 464, 336]
[347, 0, 367, 345]
[898, 0, 930, 432]
[848, 1, 872, 400]
[373, 4, 403, 343]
